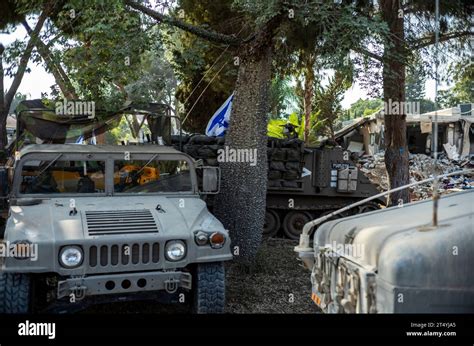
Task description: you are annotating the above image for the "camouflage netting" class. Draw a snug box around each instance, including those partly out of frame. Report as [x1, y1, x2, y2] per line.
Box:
[15, 99, 121, 143]
[12, 100, 171, 151]
[176, 135, 305, 184]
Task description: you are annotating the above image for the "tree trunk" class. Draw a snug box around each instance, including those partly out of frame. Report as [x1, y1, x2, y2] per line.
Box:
[0, 10, 49, 153]
[22, 20, 78, 100]
[0, 43, 7, 154]
[213, 43, 272, 264]
[303, 53, 315, 144]
[381, 0, 410, 205]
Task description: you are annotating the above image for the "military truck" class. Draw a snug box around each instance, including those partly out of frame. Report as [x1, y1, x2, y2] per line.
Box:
[0, 144, 232, 313]
[295, 187, 474, 313]
[175, 135, 384, 240]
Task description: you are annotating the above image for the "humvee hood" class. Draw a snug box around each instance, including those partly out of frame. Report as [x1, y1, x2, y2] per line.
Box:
[7, 196, 220, 243]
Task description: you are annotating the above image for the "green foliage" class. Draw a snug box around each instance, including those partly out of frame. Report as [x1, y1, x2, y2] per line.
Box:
[125, 45, 177, 109]
[2, 40, 28, 77]
[405, 53, 427, 101]
[164, 0, 389, 133]
[0, 0, 38, 30]
[419, 99, 436, 113]
[108, 115, 132, 144]
[267, 112, 323, 144]
[268, 75, 297, 119]
[54, 0, 152, 110]
[163, 0, 240, 132]
[8, 92, 28, 114]
[314, 71, 352, 139]
[437, 61, 473, 108]
[346, 98, 383, 119]
[355, 0, 471, 99]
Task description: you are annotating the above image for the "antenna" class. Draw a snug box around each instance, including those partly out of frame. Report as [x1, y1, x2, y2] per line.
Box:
[432, 0, 440, 227]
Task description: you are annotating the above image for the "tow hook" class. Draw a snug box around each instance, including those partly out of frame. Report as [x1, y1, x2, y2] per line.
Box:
[164, 279, 179, 293]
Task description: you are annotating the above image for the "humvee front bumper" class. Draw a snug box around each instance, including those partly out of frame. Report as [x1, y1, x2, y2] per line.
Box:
[57, 271, 192, 299]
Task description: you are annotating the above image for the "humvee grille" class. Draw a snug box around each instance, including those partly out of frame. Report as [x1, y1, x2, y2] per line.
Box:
[88, 242, 160, 267]
[85, 210, 158, 235]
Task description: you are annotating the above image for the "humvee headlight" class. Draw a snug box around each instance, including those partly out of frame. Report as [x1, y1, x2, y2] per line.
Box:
[165, 240, 186, 261]
[59, 246, 83, 268]
[194, 231, 209, 246]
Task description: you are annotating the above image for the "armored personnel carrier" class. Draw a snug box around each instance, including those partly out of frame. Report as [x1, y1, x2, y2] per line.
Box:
[174, 135, 385, 240]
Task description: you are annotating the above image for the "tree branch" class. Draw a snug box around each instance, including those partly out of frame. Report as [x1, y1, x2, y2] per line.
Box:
[4, 10, 49, 108]
[411, 30, 472, 50]
[0, 44, 5, 113]
[125, 0, 241, 46]
[352, 47, 384, 62]
[22, 20, 78, 100]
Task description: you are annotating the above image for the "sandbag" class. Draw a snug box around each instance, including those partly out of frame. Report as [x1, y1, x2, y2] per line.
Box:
[270, 161, 286, 171]
[268, 170, 282, 180]
[183, 144, 199, 157]
[268, 180, 282, 188]
[171, 135, 190, 145]
[205, 158, 218, 166]
[271, 149, 286, 161]
[283, 170, 300, 180]
[189, 135, 216, 145]
[197, 145, 218, 158]
[285, 161, 301, 171]
[281, 180, 299, 188]
[285, 148, 301, 162]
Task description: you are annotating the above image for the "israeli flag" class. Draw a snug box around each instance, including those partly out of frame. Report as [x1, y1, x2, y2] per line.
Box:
[75, 135, 84, 144]
[205, 93, 233, 137]
[90, 130, 97, 145]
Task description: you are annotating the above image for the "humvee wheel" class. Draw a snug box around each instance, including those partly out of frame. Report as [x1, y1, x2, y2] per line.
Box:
[192, 262, 225, 314]
[263, 209, 280, 238]
[282, 211, 312, 240]
[0, 273, 31, 313]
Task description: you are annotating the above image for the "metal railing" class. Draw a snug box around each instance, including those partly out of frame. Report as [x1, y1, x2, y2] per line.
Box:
[294, 168, 474, 253]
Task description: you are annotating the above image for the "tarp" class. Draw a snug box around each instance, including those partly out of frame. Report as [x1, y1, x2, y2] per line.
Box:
[15, 99, 121, 143]
[13, 99, 172, 146]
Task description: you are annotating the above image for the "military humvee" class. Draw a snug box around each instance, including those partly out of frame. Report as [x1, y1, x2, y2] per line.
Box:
[296, 189, 474, 313]
[0, 144, 232, 313]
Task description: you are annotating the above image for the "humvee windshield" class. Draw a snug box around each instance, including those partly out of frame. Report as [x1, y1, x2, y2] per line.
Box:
[21, 159, 105, 194]
[114, 159, 191, 193]
[19, 157, 192, 195]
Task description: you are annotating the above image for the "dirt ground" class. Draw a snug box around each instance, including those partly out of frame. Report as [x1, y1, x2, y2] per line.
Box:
[84, 238, 320, 314]
[224, 238, 320, 313]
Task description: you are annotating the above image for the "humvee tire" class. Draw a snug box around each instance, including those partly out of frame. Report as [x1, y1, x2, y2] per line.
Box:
[0, 273, 31, 313]
[193, 262, 225, 314]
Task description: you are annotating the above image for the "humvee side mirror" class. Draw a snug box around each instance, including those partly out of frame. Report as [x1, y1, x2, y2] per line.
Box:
[197, 166, 220, 194]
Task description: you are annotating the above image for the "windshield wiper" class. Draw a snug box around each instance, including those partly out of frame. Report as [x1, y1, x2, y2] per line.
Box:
[37, 153, 63, 176]
[135, 154, 158, 175]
